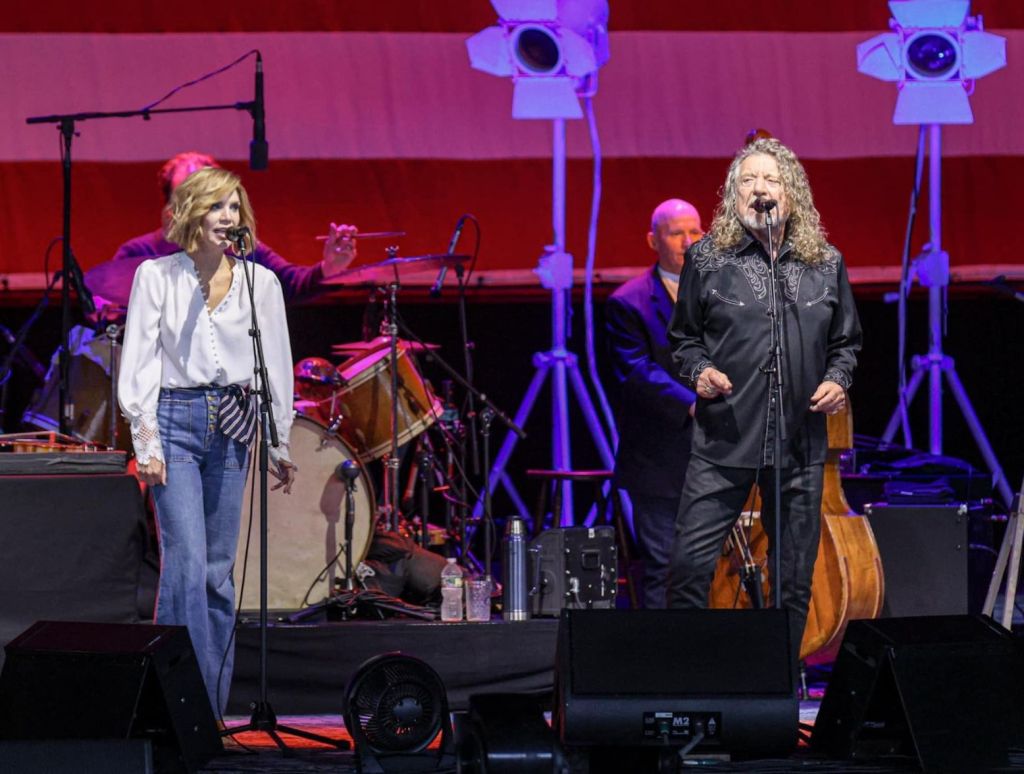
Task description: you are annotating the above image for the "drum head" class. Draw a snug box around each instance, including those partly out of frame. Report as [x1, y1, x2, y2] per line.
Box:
[234, 415, 376, 611]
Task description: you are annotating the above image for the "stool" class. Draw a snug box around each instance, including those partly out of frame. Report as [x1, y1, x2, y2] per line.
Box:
[525, 469, 638, 609]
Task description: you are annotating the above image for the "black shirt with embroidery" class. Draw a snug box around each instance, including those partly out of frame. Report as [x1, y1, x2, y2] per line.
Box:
[668, 232, 862, 469]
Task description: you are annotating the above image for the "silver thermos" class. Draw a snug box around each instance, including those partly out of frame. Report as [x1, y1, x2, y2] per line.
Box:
[502, 516, 529, 621]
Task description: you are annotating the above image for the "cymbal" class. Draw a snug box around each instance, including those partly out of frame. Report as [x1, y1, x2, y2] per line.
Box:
[321, 254, 469, 286]
[330, 337, 440, 355]
[83, 256, 148, 306]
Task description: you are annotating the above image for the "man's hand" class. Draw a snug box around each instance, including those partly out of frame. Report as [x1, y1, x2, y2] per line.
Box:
[696, 367, 733, 399]
[137, 458, 166, 486]
[809, 380, 846, 415]
[321, 223, 358, 278]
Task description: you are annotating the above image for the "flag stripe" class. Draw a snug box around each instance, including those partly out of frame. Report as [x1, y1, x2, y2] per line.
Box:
[4, 1, 1024, 34]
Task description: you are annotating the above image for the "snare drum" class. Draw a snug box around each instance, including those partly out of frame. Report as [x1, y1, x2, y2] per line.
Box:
[234, 415, 376, 610]
[332, 342, 442, 462]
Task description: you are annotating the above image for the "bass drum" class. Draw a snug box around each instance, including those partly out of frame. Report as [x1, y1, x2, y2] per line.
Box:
[234, 415, 377, 611]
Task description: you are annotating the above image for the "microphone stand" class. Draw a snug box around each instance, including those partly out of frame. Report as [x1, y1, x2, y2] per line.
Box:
[222, 234, 348, 752]
[26, 95, 263, 439]
[760, 205, 785, 614]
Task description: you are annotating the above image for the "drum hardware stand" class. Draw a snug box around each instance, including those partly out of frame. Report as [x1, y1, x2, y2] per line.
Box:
[416, 448, 433, 549]
[380, 276, 403, 533]
[983, 474, 1024, 630]
[393, 314, 523, 574]
[479, 406, 496, 579]
[105, 324, 123, 450]
[222, 234, 348, 752]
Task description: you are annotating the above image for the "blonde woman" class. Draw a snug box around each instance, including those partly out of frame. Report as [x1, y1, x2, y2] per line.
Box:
[119, 167, 294, 714]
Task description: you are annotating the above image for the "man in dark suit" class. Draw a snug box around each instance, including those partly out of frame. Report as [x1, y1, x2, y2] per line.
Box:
[606, 199, 703, 608]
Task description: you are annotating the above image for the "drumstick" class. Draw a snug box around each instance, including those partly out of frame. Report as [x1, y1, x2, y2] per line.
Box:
[315, 231, 405, 240]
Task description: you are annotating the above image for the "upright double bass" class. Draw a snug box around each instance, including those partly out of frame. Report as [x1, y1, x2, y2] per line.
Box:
[709, 402, 885, 661]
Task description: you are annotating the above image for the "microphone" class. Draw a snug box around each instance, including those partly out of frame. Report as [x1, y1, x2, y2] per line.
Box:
[225, 226, 250, 242]
[335, 460, 361, 483]
[753, 199, 777, 214]
[250, 53, 268, 171]
[430, 215, 467, 297]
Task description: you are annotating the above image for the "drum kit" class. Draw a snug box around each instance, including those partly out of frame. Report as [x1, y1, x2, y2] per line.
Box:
[14, 244, 487, 612]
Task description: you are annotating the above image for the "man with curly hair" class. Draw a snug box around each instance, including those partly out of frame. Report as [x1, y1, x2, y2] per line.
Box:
[666, 138, 862, 657]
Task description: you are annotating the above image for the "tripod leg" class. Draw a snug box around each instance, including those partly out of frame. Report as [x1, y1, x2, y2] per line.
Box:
[942, 365, 1013, 507]
[1002, 512, 1024, 629]
[882, 364, 925, 446]
[566, 356, 615, 468]
[551, 355, 574, 526]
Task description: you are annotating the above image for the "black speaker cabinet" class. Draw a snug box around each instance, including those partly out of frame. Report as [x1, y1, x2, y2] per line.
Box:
[0, 621, 222, 774]
[864, 502, 991, 617]
[812, 615, 1024, 772]
[528, 526, 617, 617]
[554, 609, 797, 759]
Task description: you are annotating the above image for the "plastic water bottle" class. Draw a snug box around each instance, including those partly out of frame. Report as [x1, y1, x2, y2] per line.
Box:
[440, 558, 464, 622]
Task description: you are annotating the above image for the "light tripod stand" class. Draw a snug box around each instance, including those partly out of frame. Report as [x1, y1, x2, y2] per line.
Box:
[881, 124, 1012, 508]
[473, 118, 615, 527]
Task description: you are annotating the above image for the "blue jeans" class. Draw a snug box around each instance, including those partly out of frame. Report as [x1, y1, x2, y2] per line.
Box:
[152, 387, 250, 714]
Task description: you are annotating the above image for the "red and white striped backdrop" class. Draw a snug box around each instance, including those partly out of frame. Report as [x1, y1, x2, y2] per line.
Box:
[1, 1, 1022, 278]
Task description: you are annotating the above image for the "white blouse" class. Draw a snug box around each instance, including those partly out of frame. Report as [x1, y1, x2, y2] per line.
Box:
[118, 252, 294, 465]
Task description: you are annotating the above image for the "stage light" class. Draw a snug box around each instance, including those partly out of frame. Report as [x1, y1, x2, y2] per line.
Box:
[857, 0, 1005, 124]
[466, 0, 609, 119]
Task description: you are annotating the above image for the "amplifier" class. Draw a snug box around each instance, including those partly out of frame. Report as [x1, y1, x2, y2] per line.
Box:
[528, 526, 617, 617]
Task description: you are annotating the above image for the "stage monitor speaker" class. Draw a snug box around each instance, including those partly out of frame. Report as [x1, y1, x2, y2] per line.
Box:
[811, 615, 1024, 772]
[554, 609, 797, 760]
[454, 693, 563, 774]
[0, 739, 154, 774]
[0, 620, 222, 774]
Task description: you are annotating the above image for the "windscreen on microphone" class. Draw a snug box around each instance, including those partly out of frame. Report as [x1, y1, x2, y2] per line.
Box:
[250, 52, 268, 171]
[335, 460, 360, 482]
[225, 226, 251, 241]
[753, 199, 777, 214]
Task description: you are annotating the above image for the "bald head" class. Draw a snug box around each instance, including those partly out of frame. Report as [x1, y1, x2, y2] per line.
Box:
[648, 199, 703, 275]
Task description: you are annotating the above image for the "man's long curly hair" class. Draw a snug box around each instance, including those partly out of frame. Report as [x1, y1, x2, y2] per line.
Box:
[709, 138, 832, 265]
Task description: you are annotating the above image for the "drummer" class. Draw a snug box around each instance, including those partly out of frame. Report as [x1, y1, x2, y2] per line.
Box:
[101, 151, 358, 308]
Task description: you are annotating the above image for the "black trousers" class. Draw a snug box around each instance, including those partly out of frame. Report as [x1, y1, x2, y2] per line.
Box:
[667, 455, 823, 658]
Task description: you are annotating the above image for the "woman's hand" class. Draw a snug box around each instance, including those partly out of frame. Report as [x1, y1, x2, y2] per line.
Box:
[271, 459, 297, 494]
[137, 458, 167, 486]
